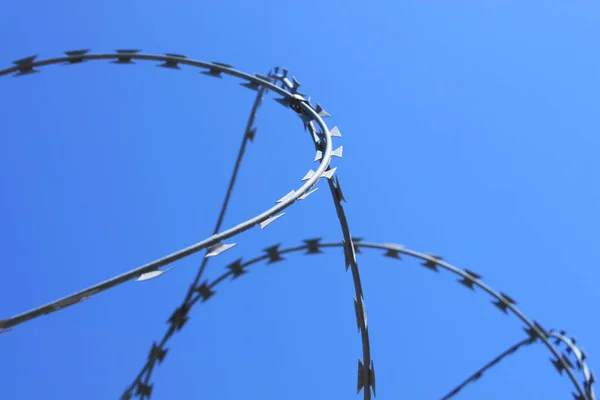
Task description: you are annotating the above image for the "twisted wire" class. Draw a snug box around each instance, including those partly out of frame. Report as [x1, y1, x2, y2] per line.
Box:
[0, 50, 336, 331]
[1, 49, 594, 400]
[123, 75, 273, 398]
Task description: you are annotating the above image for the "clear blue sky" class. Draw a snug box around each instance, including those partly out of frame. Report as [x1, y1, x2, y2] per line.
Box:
[0, 1, 598, 399]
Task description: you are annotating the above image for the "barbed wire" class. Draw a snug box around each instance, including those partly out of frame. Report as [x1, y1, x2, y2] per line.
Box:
[0, 50, 594, 400]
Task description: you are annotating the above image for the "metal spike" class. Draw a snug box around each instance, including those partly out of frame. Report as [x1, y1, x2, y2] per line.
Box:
[202, 68, 223, 78]
[298, 187, 318, 200]
[148, 343, 168, 364]
[12, 55, 39, 76]
[370, 360, 376, 397]
[383, 243, 404, 259]
[264, 244, 284, 264]
[303, 238, 323, 254]
[246, 127, 256, 142]
[64, 49, 89, 64]
[551, 357, 566, 375]
[357, 359, 365, 394]
[331, 146, 344, 158]
[168, 305, 189, 331]
[205, 242, 236, 257]
[316, 103, 330, 118]
[259, 213, 285, 229]
[329, 126, 342, 137]
[314, 150, 323, 162]
[302, 170, 315, 181]
[457, 269, 481, 290]
[158, 55, 181, 70]
[321, 167, 337, 180]
[194, 281, 215, 301]
[277, 190, 296, 204]
[241, 80, 261, 91]
[226, 259, 247, 279]
[333, 176, 347, 203]
[137, 267, 174, 282]
[421, 255, 441, 272]
[112, 50, 140, 64]
[291, 76, 301, 90]
[136, 382, 153, 397]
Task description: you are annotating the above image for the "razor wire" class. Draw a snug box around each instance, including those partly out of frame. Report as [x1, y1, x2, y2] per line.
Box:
[0, 50, 594, 400]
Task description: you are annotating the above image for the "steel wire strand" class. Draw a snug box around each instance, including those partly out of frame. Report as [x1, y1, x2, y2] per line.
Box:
[122, 81, 272, 398]
[303, 118, 375, 399]
[156, 240, 593, 400]
[0, 51, 334, 332]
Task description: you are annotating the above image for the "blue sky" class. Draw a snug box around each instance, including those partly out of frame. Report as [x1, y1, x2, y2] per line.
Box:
[0, 1, 598, 399]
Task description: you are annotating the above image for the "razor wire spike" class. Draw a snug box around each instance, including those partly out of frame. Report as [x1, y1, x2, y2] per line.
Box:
[331, 146, 344, 159]
[194, 281, 215, 302]
[226, 258, 247, 279]
[357, 358, 375, 396]
[302, 170, 316, 182]
[383, 243, 404, 259]
[572, 393, 585, 400]
[201, 66, 223, 78]
[137, 267, 174, 282]
[314, 150, 323, 162]
[523, 321, 546, 340]
[148, 343, 168, 364]
[112, 50, 140, 64]
[333, 176, 347, 203]
[135, 381, 153, 398]
[370, 360, 376, 398]
[12, 55, 39, 77]
[492, 291, 517, 314]
[277, 190, 296, 204]
[121, 391, 132, 400]
[552, 356, 570, 375]
[205, 242, 236, 257]
[458, 269, 481, 290]
[303, 238, 323, 254]
[167, 305, 189, 331]
[321, 167, 337, 180]
[421, 255, 442, 272]
[263, 244, 284, 264]
[240, 80, 261, 91]
[590, 371, 596, 383]
[329, 126, 342, 137]
[353, 295, 368, 332]
[246, 127, 256, 142]
[298, 187, 318, 200]
[259, 213, 285, 229]
[64, 49, 89, 64]
[291, 76, 301, 91]
[581, 349, 588, 361]
[315, 103, 330, 118]
[158, 54, 184, 70]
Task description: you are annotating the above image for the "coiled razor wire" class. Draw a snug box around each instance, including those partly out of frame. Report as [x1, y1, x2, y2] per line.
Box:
[0, 50, 595, 400]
